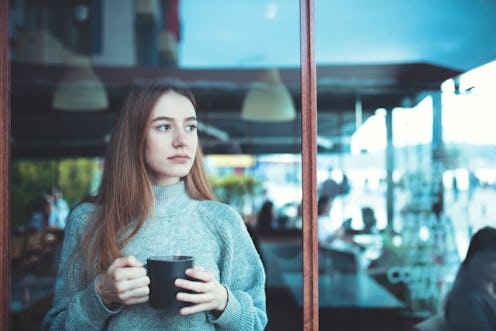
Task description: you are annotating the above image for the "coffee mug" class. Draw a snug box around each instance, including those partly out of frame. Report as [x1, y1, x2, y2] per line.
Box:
[146, 255, 195, 309]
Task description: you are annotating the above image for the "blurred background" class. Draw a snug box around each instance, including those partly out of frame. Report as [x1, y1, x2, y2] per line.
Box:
[7, 0, 496, 330]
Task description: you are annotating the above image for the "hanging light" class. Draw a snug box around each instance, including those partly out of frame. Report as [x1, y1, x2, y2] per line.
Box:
[241, 68, 296, 122]
[52, 53, 108, 111]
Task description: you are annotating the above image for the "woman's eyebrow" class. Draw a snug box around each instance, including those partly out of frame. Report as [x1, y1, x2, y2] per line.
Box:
[151, 116, 197, 122]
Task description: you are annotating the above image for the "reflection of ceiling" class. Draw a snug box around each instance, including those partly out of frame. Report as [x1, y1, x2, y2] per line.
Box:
[10, 0, 495, 157]
[181, 0, 496, 72]
[11, 62, 460, 157]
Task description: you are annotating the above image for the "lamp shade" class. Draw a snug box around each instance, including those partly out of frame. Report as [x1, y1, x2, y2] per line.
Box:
[241, 68, 296, 122]
[52, 54, 108, 111]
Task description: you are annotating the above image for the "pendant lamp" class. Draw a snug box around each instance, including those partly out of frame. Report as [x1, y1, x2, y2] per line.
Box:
[52, 53, 108, 111]
[241, 68, 296, 122]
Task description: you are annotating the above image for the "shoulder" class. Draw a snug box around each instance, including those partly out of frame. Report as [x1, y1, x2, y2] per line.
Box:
[197, 200, 242, 221]
[70, 202, 96, 217]
[446, 286, 489, 316]
[65, 202, 97, 234]
[446, 290, 495, 330]
[197, 200, 245, 230]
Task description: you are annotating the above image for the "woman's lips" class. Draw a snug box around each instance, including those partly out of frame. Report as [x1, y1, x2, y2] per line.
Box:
[167, 154, 190, 163]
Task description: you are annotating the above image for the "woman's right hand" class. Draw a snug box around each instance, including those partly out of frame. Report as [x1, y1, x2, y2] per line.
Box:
[96, 256, 150, 307]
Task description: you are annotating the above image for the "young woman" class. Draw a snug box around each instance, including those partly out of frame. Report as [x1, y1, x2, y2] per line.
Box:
[42, 82, 267, 330]
[444, 226, 496, 331]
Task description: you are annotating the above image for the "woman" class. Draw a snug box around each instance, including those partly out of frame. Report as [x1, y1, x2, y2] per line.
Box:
[42, 82, 267, 330]
[444, 226, 496, 331]
[317, 195, 334, 243]
[256, 200, 275, 234]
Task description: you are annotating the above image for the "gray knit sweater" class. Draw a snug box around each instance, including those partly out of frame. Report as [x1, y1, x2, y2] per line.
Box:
[42, 181, 267, 330]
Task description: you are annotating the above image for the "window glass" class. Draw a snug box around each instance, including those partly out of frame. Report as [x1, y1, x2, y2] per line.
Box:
[315, 0, 496, 330]
[9, 1, 496, 330]
[9, 0, 303, 329]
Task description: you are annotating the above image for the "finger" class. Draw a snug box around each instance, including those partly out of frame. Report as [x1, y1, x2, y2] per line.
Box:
[110, 256, 144, 270]
[175, 278, 211, 293]
[176, 291, 211, 304]
[112, 266, 148, 282]
[119, 284, 150, 302]
[180, 302, 213, 315]
[122, 295, 149, 305]
[185, 268, 213, 282]
[115, 276, 150, 294]
[121, 256, 145, 267]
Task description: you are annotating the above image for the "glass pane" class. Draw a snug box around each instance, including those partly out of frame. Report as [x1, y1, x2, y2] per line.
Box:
[9, 1, 302, 330]
[315, 0, 496, 330]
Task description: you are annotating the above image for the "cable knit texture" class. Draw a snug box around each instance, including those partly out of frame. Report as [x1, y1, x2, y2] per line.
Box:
[42, 181, 267, 330]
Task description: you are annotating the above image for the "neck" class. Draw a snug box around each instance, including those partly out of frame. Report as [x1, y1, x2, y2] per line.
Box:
[152, 180, 193, 217]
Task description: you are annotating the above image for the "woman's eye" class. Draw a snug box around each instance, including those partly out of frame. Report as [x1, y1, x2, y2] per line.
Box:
[186, 124, 197, 132]
[157, 124, 171, 131]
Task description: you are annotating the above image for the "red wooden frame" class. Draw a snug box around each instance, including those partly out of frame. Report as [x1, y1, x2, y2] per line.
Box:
[1, 1, 11, 330]
[300, 0, 318, 330]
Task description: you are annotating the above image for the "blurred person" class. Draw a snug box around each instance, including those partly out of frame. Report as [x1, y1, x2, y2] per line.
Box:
[452, 176, 459, 202]
[42, 82, 267, 330]
[319, 167, 340, 201]
[317, 195, 355, 251]
[345, 206, 379, 236]
[256, 200, 276, 235]
[339, 172, 351, 195]
[317, 195, 335, 242]
[468, 171, 480, 201]
[360, 206, 378, 234]
[48, 187, 69, 229]
[444, 226, 496, 331]
[28, 194, 52, 230]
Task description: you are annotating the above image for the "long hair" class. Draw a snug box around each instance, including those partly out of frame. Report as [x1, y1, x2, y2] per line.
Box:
[80, 82, 216, 281]
[457, 226, 496, 284]
[445, 226, 496, 311]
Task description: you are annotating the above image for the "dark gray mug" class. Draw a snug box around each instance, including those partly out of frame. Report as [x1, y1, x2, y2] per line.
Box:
[146, 255, 195, 309]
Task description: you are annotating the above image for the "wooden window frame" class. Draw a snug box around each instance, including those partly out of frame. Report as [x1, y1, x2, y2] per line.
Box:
[0, 1, 319, 329]
[1, 0, 11, 330]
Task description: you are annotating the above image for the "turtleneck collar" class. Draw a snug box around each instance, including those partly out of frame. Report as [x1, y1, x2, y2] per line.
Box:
[152, 180, 195, 217]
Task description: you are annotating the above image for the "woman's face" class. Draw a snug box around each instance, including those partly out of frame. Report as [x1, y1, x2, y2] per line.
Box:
[144, 91, 198, 185]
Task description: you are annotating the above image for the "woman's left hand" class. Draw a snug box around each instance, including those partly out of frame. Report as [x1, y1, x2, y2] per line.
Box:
[174, 266, 228, 316]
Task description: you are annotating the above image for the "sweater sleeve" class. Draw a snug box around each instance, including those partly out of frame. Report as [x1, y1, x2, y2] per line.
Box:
[41, 203, 122, 330]
[203, 203, 268, 331]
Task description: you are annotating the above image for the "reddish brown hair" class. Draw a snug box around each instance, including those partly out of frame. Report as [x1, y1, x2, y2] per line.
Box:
[80, 82, 216, 280]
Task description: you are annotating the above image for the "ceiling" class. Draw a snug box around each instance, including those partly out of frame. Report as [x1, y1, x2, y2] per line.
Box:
[180, 0, 496, 72]
[9, 0, 496, 158]
[11, 62, 460, 157]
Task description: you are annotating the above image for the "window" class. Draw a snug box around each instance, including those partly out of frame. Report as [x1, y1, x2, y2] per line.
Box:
[3, 1, 496, 330]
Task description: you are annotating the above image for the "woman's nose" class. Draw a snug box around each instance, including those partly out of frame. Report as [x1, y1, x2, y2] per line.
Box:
[172, 129, 187, 147]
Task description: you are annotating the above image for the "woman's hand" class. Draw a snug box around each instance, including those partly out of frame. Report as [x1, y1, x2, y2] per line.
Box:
[96, 256, 150, 307]
[175, 266, 228, 316]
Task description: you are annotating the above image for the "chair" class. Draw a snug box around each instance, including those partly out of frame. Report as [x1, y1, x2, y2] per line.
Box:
[11, 228, 60, 307]
[259, 240, 303, 287]
[413, 314, 448, 331]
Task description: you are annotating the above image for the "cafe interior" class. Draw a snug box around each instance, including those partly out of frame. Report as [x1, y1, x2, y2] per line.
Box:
[5, 0, 496, 330]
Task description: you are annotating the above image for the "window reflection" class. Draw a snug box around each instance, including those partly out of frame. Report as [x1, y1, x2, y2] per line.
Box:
[8, 0, 496, 330]
[9, 1, 303, 330]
